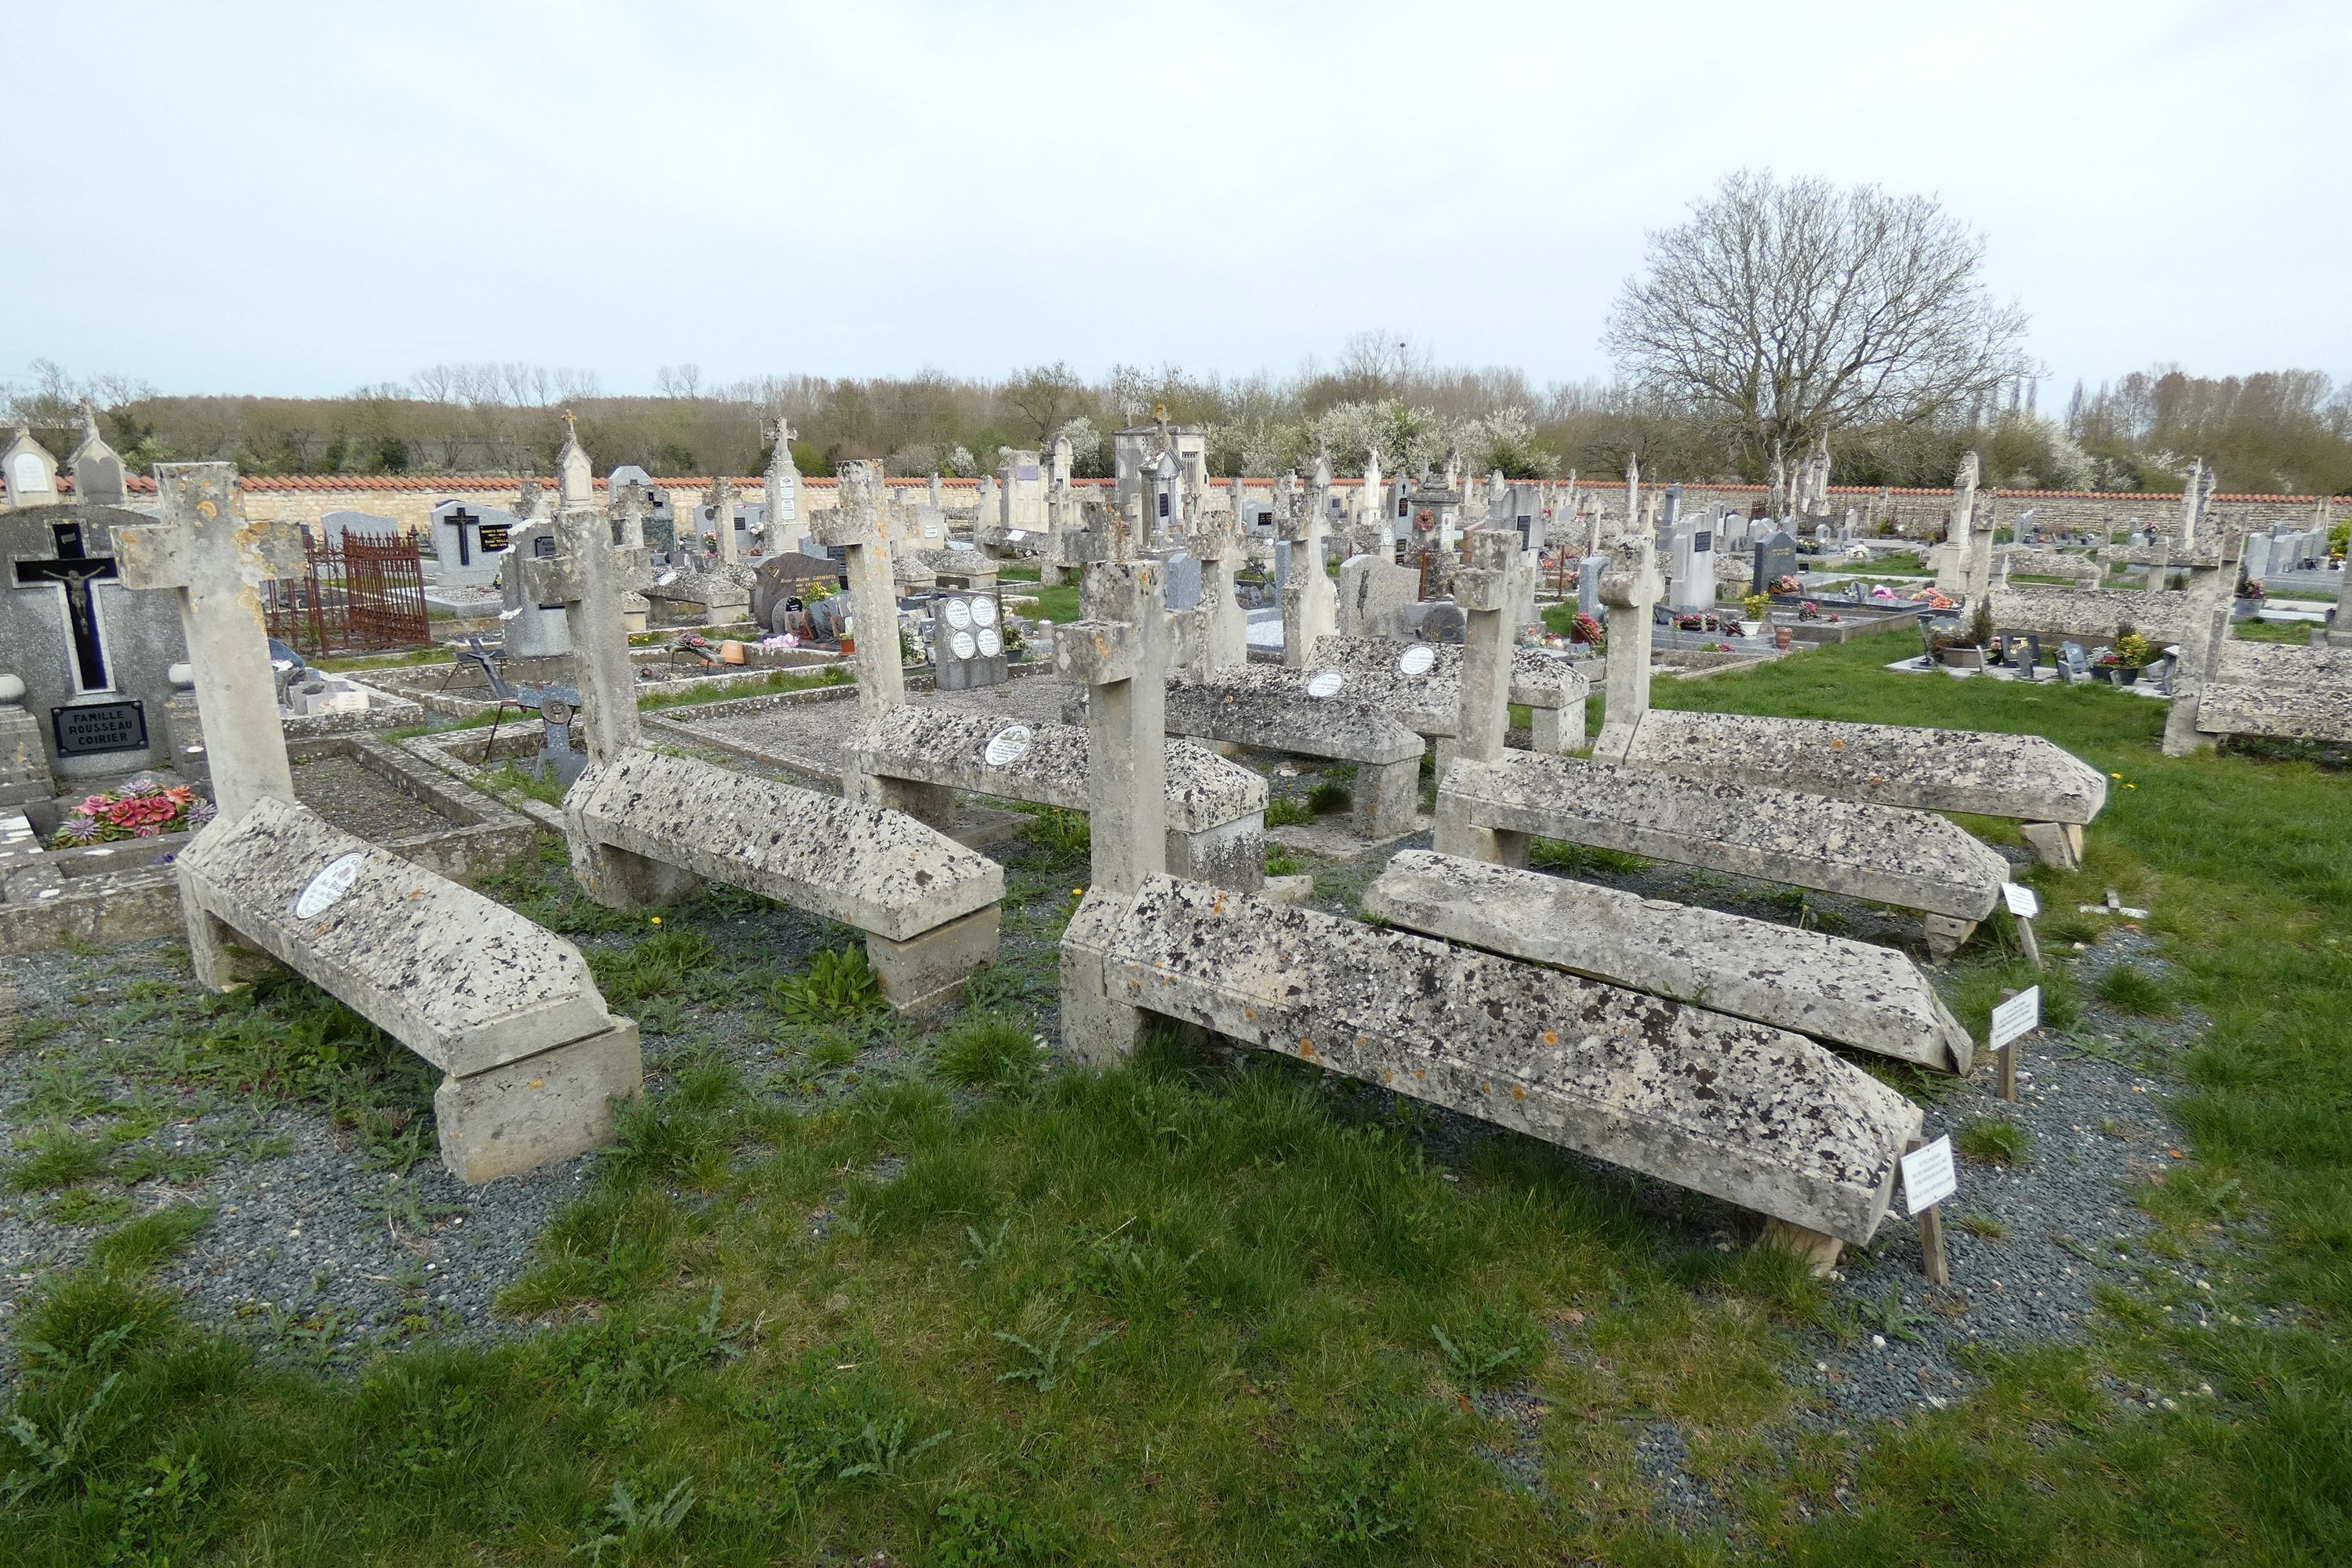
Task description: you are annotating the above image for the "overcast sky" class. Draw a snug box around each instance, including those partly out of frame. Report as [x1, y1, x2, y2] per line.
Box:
[7, 0, 2346, 404]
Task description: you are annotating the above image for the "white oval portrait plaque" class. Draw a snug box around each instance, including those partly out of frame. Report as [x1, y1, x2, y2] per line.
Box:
[950, 630, 978, 660]
[975, 627, 1003, 657]
[293, 851, 367, 920]
[1306, 670, 1345, 699]
[971, 596, 997, 627]
[924, 519, 942, 538]
[984, 724, 1033, 767]
[943, 598, 973, 630]
[1397, 644, 1436, 677]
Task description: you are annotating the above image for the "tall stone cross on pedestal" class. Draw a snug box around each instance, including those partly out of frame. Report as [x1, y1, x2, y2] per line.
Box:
[516, 508, 656, 768]
[114, 464, 307, 826]
[764, 419, 803, 557]
[1589, 532, 1664, 764]
[811, 459, 905, 724]
[1279, 453, 1338, 668]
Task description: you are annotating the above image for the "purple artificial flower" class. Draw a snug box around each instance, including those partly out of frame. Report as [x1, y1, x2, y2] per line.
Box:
[59, 815, 101, 844]
[186, 800, 219, 828]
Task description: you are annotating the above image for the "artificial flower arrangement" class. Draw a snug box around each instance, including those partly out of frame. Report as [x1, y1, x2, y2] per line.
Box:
[52, 775, 213, 846]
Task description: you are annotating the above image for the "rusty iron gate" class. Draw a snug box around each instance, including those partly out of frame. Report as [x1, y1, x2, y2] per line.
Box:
[265, 529, 431, 655]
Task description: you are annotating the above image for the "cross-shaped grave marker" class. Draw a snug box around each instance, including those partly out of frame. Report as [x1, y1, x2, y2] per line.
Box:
[1589, 532, 1664, 764]
[114, 463, 306, 824]
[1181, 503, 1247, 679]
[811, 459, 905, 724]
[1279, 456, 1338, 669]
[515, 507, 656, 768]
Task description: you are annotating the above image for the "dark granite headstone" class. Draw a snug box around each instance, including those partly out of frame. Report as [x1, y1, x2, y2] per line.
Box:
[1751, 529, 1798, 593]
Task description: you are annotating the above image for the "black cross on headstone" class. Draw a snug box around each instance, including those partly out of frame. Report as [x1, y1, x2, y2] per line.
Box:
[447, 506, 480, 566]
[14, 521, 120, 688]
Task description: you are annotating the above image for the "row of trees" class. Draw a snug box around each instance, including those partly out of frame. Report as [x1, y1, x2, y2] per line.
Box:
[8, 174, 2347, 495]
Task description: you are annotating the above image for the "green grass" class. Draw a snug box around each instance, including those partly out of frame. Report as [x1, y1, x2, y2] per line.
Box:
[478, 762, 572, 808]
[2233, 618, 2318, 644]
[7, 633, 2352, 1563]
[1264, 797, 1314, 827]
[1019, 583, 1082, 623]
[1955, 1118, 2035, 1165]
[635, 663, 849, 713]
[2096, 963, 2182, 1018]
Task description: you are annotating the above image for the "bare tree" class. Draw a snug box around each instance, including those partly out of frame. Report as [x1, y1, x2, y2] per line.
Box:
[1000, 361, 1082, 442]
[656, 363, 704, 399]
[1606, 171, 2031, 474]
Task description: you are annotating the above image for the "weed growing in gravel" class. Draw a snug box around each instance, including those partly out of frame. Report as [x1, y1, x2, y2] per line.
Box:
[589, 927, 719, 1007]
[1016, 805, 1089, 865]
[1957, 1213, 2007, 1239]
[1430, 1301, 1534, 1391]
[1264, 795, 1314, 827]
[2096, 963, 2180, 1018]
[603, 1056, 746, 1190]
[87, 1204, 214, 1272]
[5, 1124, 110, 1192]
[1306, 780, 1352, 815]
[772, 947, 882, 1024]
[934, 1015, 1040, 1092]
[1264, 846, 1302, 877]
[1956, 1118, 2035, 1166]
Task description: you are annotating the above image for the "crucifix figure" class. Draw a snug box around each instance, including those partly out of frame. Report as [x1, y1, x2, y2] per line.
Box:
[13, 521, 122, 690]
[114, 464, 307, 825]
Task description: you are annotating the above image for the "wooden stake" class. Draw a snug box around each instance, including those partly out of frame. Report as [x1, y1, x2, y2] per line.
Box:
[1995, 985, 2020, 1102]
[1907, 1137, 1951, 1285]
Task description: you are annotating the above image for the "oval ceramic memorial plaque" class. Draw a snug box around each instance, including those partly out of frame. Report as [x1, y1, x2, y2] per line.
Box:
[1306, 670, 1345, 699]
[1397, 644, 1436, 677]
[293, 851, 367, 920]
[971, 596, 997, 627]
[983, 724, 1033, 767]
[924, 517, 942, 538]
[950, 630, 977, 660]
[943, 598, 972, 630]
[976, 627, 1002, 657]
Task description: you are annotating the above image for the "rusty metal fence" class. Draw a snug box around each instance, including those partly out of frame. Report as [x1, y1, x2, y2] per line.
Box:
[265, 529, 431, 655]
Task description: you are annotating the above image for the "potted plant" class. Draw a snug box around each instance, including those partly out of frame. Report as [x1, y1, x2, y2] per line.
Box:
[1931, 599, 1997, 670]
[2235, 579, 2266, 620]
[1568, 612, 1606, 653]
[2096, 628, 2158, 686]
[1738, 592, 1770, 638]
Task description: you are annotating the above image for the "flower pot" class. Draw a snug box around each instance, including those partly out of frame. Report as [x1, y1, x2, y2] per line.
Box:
[1738, 621, 1765, 639]
[2116, 664, 2141, 687]
[1938, 647, 1985, 670]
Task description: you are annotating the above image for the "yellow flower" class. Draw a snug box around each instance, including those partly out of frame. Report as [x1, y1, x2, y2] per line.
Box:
[1072, 887, 1084, 898]
[650, 916, 662, 925]
[2126, 782, 2137, 789]
[2110, 771, 2122, 779]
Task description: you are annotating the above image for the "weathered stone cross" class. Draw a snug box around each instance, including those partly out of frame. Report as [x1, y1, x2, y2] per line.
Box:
[811, 459, 905, 724]
[515, 506, 655, 768]
[114, 463, 306, 824]
[1588, 532, 1664, 764]
[1279, 454, 1338, 669]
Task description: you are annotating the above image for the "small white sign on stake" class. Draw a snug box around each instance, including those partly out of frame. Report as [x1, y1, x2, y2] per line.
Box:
[2003, 883, 2041, 919]
[1990, 985, 2042, 1052]
[1900, 1134, 1958, 1215]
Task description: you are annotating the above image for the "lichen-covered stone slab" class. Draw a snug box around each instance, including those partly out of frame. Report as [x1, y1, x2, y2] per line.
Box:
[1440, 751, 2005, 920]
[175, 797, 622, 1078]
[848, 706, 1265, 831]
[1166, 669, 1424, 765]
[1076, 877, 1922, 1243]
[1364, 850, 1973, 1072]
[1623, 711, 2107, 825]
[1987, 587, 2196, 644]
[568, 746, 1001, 941]
[1308, 633, 1591, 710]
[2194, 644, 2352, 740]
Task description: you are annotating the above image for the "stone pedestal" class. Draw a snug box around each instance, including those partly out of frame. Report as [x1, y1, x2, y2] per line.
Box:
[0, 677, 49, 808]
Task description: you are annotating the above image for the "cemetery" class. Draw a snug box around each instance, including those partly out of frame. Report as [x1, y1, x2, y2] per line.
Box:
[4, 375, 2349, 1559]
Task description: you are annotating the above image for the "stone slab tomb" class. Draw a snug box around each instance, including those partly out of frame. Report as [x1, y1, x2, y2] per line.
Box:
[2187, 643, 2352, 743]
[1436, 750, 2008, 956]
[1617, 710, 2107, 869]
[524, 486, 1005, 1016]
[1062, 875, 1923, 1246]
[848, 704, 1268, 890]
[176, 798, 639, 1181]
[1163, 667, 1425, 840]
[1364, 851, 1973, 1073]
[1306, 633, 1591, 755]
